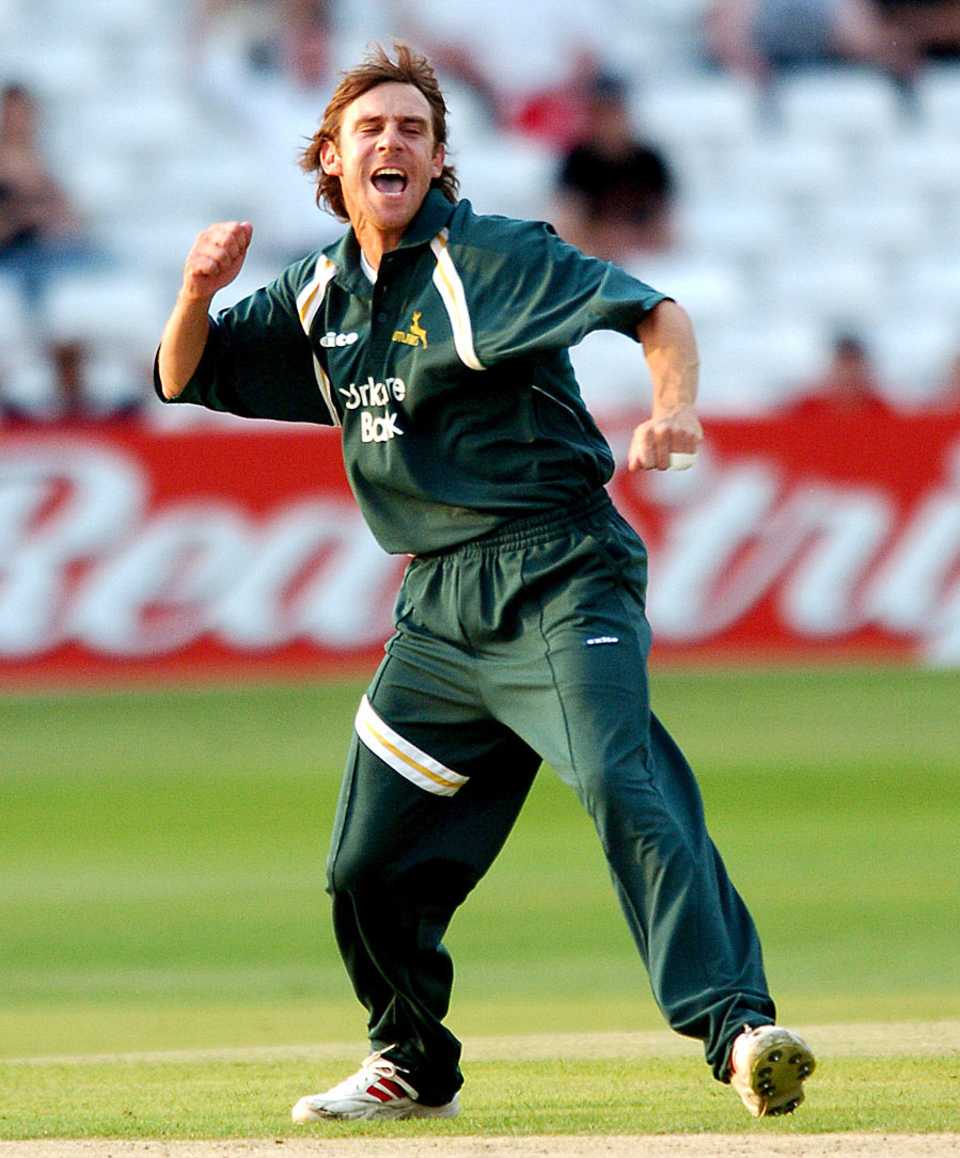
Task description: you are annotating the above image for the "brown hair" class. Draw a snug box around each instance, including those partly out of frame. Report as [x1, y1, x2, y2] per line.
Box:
[301, 42, 459, 221]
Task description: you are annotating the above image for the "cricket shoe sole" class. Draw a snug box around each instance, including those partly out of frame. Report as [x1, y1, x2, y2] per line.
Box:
[729, 1024, 816, 1118]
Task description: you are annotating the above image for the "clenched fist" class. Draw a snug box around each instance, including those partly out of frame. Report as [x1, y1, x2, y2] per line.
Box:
[181, 221, 253, 302]
[628, 404, 703, 471]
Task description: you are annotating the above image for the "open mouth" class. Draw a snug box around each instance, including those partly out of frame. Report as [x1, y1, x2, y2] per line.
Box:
[371, 168, 408, 194]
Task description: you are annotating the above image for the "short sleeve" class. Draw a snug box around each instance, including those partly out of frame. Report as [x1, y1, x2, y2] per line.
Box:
[154, 258, 336, 425]
[467, 221, 668, 368]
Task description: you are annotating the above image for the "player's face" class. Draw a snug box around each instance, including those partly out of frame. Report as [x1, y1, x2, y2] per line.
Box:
[322, 82, 444, 247]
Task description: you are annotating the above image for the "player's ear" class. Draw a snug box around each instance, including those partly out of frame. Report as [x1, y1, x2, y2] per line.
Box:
[431, 143, 445, 180]
[320, 138, 342, 176]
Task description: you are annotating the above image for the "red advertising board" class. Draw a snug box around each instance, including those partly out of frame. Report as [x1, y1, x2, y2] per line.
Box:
[1, 412, 958, 687]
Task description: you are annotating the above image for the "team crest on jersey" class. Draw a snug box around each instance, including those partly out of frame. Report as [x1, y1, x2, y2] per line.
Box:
[391, 311, 428, 349]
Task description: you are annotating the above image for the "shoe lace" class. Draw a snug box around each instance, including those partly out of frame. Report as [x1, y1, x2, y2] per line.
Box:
[358, 1047, 408, 1084]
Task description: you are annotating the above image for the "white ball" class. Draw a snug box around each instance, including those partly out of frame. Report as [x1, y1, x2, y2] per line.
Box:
[668, 451, 698, 471]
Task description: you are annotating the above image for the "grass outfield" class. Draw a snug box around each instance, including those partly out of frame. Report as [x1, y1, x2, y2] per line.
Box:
[1, 667, 958, 1137]
[3, 1044, 960, 1137]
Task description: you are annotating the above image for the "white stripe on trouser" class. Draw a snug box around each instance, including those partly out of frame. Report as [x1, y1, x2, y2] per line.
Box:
[354, 695, 469, 797]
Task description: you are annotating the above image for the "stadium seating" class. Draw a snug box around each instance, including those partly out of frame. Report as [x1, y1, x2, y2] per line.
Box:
[762, 250, 889, 329]
[870, 312, 957, 407]
[773, 68, 905, 147]
[0, 274, 28, 351]
[914, 65, 960, 137]
[40, 271, 170, 414]
[2, 0, 959, 421]
[636, 76, 761, 154]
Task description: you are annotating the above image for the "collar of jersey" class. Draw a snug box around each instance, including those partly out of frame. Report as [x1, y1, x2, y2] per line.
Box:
[323, 189, 457, 298]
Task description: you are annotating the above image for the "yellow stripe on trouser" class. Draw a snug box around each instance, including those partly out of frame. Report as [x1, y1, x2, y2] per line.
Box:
[354, 695, 469, 796]
[365, 721, 461, 792]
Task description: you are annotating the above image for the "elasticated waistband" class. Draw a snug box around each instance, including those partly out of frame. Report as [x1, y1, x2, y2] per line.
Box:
[427, 489, 613, 558]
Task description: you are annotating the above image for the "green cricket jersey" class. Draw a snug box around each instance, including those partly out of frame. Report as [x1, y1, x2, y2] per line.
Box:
[157, 189, 667, 555]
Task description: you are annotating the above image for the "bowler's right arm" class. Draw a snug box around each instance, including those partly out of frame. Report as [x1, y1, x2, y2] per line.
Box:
[158, 220, 253, 399]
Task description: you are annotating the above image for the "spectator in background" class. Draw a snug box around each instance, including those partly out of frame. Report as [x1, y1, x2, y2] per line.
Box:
[196, 0, 338, 261]
[197, 0, 332, 97]
[704, 0, 915, 84]
[0, 339, 141, 425]
[195, 0, 283, 73]
[392, 0, 626, 148]
[0, 83, 124, 424]
[553, 74, 676, 261]
[284, 0, 332, 87]
[783, 332, 893, 419]
[0, 83, 88, 305]
[876, 1, 960, 62]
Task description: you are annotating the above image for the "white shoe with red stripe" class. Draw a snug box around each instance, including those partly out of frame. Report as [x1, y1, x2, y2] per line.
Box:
[290, 1048, 461, 1122]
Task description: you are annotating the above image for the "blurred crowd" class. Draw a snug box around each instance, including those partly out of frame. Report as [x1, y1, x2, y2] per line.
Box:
[705, 0, 960, 85]
[2, 0, 960, 424]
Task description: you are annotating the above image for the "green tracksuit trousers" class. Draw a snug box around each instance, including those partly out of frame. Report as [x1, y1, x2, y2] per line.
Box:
[326, 489, 775, 1104]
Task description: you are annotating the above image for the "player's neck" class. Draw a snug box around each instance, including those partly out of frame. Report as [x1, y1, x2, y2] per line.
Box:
[355, 225, 402, 274]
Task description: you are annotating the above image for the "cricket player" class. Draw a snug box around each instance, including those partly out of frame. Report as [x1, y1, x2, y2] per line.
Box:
[157, 43, 815, 1122]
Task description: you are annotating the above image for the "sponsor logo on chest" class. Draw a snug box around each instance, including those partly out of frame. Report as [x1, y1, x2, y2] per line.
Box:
[339, 375, 407, 443]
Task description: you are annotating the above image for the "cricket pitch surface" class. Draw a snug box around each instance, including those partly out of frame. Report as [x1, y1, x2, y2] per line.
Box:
[3, 1023, 957, 1157]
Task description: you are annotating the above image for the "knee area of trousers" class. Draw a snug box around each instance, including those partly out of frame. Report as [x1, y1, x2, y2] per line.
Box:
[328, 851, 480, 908]
[400, 858, 479, 910]
[327, 846, 383, 897]
[576, 760, 656, 810]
